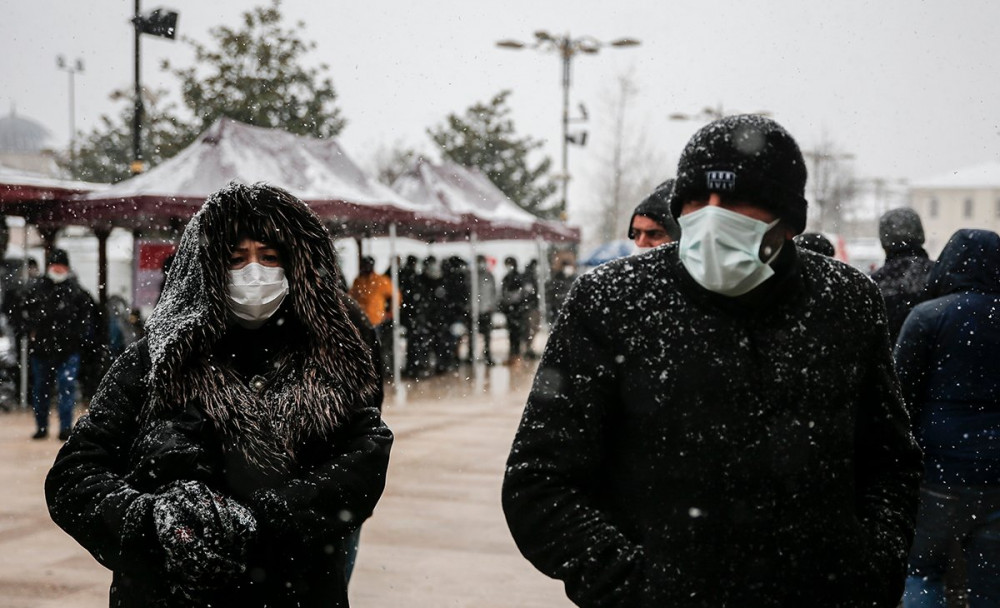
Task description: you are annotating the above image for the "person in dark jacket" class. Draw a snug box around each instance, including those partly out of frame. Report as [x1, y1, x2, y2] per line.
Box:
[441, 255, 470, 370]
[502, 115, 922, 608]
[24, 248, 96, 441]
[894, 229, 1000, 608]
[871, 207, 934, 342]
[45, 183, 392, 608]
[499, 257, 529, 364]
[628, 178, 682, 249]
[793, 231, 836, 257]
[545, 258, 577, 324]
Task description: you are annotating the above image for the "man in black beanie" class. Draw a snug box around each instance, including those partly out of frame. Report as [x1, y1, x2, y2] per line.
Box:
[870, 207, 934, 342]
[23, 248, 96, 441]
[503, 114, 921, 607]
[628, 179, 681, 249]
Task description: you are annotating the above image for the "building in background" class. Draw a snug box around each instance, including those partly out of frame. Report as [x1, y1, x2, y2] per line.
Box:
[907, 161, 1000, 257]
[0, 108, 62, 177]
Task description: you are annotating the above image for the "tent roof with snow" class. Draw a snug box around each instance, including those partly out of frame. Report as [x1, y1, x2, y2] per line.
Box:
[35, 118, 462, 239]
[391, 158, 579, 242]
[0, 162, 106, 212]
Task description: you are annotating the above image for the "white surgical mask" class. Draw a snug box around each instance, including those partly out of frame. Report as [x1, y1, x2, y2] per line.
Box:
[678, 206, 782, 297]
[227, 263, 289, 329]
[47, 269, 70, 283]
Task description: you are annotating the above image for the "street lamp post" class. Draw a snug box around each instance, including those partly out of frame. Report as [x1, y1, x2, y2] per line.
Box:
[131, 2, 178, 174]
[496, 31, 640, 219]
[55, 55, 84, 165]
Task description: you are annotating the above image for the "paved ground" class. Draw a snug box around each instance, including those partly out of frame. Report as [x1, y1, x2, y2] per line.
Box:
[0, 358, 571, 607]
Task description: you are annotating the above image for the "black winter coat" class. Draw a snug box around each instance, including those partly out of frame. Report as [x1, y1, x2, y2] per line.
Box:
[45, 184, 392, 608]
[870, 246, 934, 342]
[23, 275, 96, 358]
[503, 243, 922, 608]
[894, 229, 1000, 487]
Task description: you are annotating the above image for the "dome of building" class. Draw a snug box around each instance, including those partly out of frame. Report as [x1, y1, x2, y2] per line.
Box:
[0, 109, 52, 153]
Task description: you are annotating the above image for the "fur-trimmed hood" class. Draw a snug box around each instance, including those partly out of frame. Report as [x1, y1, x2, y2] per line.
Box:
[144, 182, 380, 474]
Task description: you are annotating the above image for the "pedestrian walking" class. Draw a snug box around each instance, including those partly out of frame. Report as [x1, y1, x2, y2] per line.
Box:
[523, 259, 541, 359]
[503, 114, 922, 607]
[474, 255, 498, 365]
[499, 257, 529, 364]
[628, 178, 681, 249]
[45, 183, 392, 607]
[23, 248, 96, 441]
[895, 229, 1000, 608]
[871, 207, 935, 342]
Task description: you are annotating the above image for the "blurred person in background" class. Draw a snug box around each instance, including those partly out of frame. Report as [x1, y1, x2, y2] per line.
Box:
[871, 208, 934, 342]
[23, 248, 96, 441]
[349, 255, 396, 375]
[523, 259, 541, 359]
[397, 255, 420, 377]
[545, 257, 577, 325]
[895, 229, 1000, 608]
[793, 232, 836, 257]
[629, 178, 682, 249]
[440, 256, 470, 371]
[473, 255, 498, 365]
[499, 257, 529, 365]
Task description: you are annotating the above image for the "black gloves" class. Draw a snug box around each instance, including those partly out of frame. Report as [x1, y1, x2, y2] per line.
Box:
[153, 480, 257, 589]
[129, 404, 220, 491]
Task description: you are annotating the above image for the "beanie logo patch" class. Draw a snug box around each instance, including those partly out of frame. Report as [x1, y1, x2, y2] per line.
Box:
[706, 171, 736, 191]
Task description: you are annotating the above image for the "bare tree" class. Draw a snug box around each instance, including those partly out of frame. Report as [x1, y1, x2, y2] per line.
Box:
[802, 134, 857, 233]
[367, 141, 427, 186]
[585, 71, 669, 244]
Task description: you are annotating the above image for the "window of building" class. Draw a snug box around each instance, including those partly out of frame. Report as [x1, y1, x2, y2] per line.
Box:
[929, 198, 938, 218]
[964, 198, 974, 219]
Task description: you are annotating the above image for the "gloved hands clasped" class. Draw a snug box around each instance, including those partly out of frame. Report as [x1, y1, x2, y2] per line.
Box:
[153, 480, 258, 586]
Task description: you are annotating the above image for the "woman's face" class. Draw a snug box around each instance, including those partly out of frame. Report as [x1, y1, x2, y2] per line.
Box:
[228, 237, 283, 270]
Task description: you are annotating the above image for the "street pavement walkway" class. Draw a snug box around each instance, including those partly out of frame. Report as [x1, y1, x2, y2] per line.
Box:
[0, 359, 572, 607]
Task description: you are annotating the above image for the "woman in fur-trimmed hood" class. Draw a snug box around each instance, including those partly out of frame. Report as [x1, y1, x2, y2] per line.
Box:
[45, 182, 392, 608]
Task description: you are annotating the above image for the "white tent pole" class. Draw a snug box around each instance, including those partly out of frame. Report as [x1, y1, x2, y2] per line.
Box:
[389, 223, 405, 405]
[469, 230, 484, 391]
[536, 236, 549, 331]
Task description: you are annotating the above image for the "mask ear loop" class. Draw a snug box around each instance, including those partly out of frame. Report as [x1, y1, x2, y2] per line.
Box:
[758, 219, 784, 263]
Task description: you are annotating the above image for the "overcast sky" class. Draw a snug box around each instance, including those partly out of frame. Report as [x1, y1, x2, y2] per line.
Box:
[4, 0, 999, 226]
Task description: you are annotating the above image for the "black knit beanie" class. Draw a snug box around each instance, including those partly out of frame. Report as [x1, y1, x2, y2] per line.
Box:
[793, 232, 835, 257]
[668, 114, 809, 235]
[49, 248, 70, 267]
[879, 208, 925, 253]
[628, 179, 681, 241]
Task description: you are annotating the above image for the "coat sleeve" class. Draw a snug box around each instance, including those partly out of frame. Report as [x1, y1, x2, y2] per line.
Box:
[249, 404, 393, 546]
[44, 341, 166, 576]
[502, 274, 645, 607]
[853, 283, 923, 606]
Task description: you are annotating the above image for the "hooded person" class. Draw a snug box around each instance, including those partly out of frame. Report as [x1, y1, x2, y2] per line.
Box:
[503, 114, 921, 607]
[894, 229, 1000, 607]
[628, 179, 682, 248]
[44, 182, 393, 608]
[870, 207, 935, 342]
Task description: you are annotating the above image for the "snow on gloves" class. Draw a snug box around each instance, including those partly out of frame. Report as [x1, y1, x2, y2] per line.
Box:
[153, 480, 257, 589]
